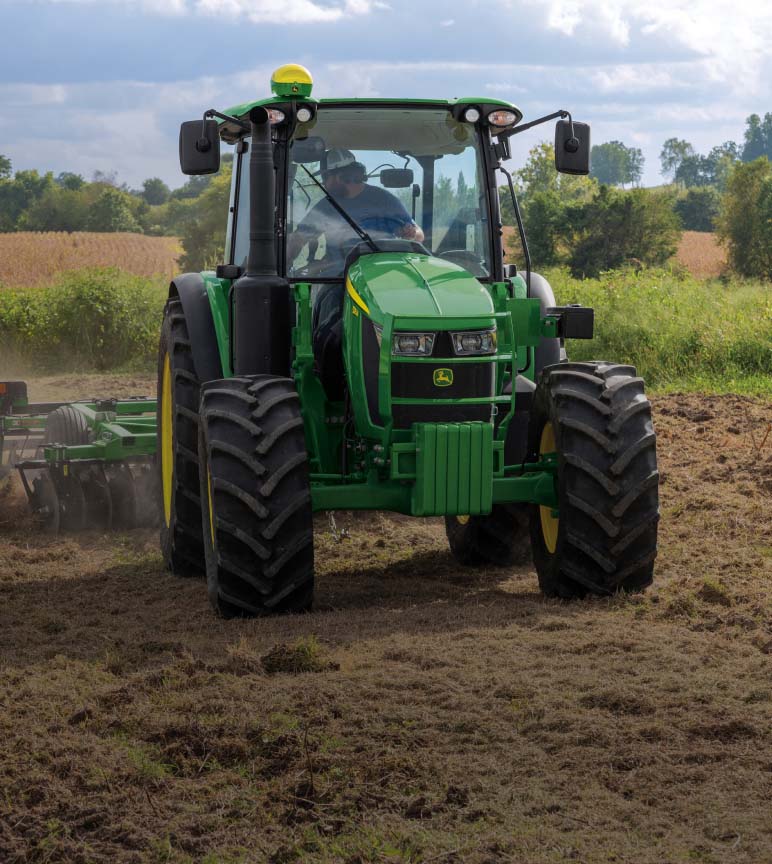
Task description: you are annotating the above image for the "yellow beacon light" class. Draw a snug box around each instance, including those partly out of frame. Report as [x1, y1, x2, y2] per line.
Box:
[270, 64, 314, 98]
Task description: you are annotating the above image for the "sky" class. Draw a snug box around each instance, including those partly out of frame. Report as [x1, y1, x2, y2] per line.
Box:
[0, 0, 769, 190]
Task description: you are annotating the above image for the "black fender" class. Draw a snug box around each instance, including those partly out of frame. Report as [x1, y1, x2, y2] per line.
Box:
[501, 272, 565, 465]
[169, 273, 223, 383]
[529, 271, 565, 372]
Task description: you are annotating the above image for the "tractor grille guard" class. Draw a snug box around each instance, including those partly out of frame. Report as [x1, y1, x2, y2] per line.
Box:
[374, 309, 519, 446]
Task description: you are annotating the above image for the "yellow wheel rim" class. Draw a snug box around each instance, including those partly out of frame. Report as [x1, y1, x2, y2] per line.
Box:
[456, 515, 470, 525]
[207, 464, 215, 546]
[161, 353, 173, 527]
[539, 422, 559, 554]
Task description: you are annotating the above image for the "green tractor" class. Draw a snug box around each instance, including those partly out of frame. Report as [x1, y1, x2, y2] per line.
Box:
[159, 63, 659, 616]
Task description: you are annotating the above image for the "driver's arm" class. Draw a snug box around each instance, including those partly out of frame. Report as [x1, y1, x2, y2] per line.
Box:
[287, 225, 319, 265]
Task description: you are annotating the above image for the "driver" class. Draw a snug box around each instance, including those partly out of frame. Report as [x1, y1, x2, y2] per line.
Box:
[289, 148, 425, 399]
[289, 148, 424, 268]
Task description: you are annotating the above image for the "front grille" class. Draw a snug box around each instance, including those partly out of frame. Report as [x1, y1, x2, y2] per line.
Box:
[392, 361, 495, 429]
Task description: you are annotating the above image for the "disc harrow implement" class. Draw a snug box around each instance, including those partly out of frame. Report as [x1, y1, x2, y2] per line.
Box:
[1, 381, 158, 532]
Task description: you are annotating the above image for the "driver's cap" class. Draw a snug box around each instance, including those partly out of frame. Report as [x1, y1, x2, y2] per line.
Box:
[324, 147, 358, 173]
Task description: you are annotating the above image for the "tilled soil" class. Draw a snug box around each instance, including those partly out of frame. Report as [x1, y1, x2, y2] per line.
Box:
[0, 380, 770, 864]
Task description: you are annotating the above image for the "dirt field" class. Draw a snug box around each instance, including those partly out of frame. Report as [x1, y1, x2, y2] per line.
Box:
[1, 377, 770, 864]
[0, 233, 180, 287]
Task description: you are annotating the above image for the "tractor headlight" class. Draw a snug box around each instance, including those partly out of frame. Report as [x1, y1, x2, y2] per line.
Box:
[296, 106, 313, 123]
[487, 109, 517, 127]
[463, 107, 481, 123]
[392, 332, 435, 356]
[267, 109, 286, 124]
[451, 328, 497, 356]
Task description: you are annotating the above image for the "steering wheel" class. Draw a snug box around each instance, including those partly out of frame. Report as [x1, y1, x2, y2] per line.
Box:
[438, 249, 489, 277]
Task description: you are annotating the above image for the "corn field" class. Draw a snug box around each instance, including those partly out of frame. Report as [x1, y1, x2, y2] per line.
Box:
[0, 232, 181, 287]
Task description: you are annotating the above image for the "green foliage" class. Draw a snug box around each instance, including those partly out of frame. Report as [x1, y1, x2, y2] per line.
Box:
[86, 187, 142, 233]
[0, 169, 55, 232]
[674, 186, 720, 232]
[0, 268, 166, 370]
[565, 186, 681, 278]
[141, 177, 171, 206]
[741, 113, 772, 162]
[177, 162, 232, 272]
[0, 154, 11, 180]
[717, 157, 772, 279]
[660, 138, 694, 180]
[548, 266, 772, 392]
[590, 140, 644, 186]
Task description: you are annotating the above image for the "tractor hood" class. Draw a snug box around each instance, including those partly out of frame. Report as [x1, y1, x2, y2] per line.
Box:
[346, 252, 495, 324]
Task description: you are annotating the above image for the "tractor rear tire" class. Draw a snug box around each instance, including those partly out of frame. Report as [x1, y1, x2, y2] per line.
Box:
[529, 361, 659, 598]
[157, 298, 205, 575]
[44, 405, 91, 446]
[445, 505, 531, 567]
[198, 375, 314, 618]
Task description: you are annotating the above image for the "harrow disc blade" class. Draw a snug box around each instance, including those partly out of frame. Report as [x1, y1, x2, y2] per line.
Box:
[75, 464, 113, 531]
[30, 471, 60, 534]
[106, 463, 139, 529]
[56, 471, 87, 532]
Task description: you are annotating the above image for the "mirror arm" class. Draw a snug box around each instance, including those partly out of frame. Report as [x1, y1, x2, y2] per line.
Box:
[200, 109, 250, 147]
[505, 108, 572, 138]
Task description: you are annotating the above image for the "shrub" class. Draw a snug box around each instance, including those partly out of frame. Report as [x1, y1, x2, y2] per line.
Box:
[566, 186, 681, 278]
[674, 186, 721, 232]
[717, 157, 772, 280]
[0, 267, 166, 370]
[547, 266, 772, 391]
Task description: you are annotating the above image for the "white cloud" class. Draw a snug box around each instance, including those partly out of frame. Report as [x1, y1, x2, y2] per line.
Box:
[520, 0, 772, 94]
[440, 18, 454, 26]
[40, 0, 378, 22]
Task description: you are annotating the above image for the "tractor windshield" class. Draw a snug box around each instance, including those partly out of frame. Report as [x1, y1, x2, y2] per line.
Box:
[285, 106, 492, 280]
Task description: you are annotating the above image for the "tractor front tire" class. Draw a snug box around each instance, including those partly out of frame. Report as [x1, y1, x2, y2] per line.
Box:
[445, 505, 531, 567]
[157, 298, 205, 575]
[529, 361, 659, 598]
[198, 376, 314, 618]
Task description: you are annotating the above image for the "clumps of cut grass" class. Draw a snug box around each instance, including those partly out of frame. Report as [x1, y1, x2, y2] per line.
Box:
[696, 579, 733, 607]
[260, 636, 339, 676]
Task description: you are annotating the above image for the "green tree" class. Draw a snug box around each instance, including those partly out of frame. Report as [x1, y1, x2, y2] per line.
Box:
[674, 186, 721, 232]
[660, 138, 694, 180]
[0, 154, 11, 180]
[56, 172, 85, 191]
[19, 186, 89, 231]
[0, 169, 55, 231]
[566, 186, 681, 278]
[717, 157, 772, 279]
[590, 141, 641, 186]
[141, 177, 171, 206]
[85, 187, 142, 232]
[178, 163, 232, 271]
[741, 114, 766, 162]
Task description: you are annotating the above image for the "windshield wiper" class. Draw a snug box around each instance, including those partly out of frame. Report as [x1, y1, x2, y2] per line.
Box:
[299, 165, 380, 254]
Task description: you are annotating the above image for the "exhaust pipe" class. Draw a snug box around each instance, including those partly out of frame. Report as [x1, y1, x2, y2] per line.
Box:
[231, 106, 291, 376]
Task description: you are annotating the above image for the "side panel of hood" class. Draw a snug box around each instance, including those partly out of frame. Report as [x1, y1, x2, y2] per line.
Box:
[347, 253, 495, 321]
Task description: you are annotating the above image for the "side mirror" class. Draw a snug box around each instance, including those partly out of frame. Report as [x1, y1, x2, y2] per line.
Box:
[292, 136, 326, 164]
[380, 168, 414, 188]
[179, 119, 220, 175]
[555, 120, 591, 175]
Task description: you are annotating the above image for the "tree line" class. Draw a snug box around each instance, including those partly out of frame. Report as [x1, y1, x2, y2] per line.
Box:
[2, 110, 770, 280]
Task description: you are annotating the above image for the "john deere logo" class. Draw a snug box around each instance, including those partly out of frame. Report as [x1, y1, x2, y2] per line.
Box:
[433, 368, 453, 387]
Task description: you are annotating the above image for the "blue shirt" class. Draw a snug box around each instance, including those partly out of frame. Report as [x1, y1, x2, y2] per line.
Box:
[299, 184, 414, 266]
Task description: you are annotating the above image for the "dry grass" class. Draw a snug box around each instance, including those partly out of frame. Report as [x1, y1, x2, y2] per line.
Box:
[0, 232, 180, 287]
[675, 231, 727, 279]
[0, 379, 770, 863]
